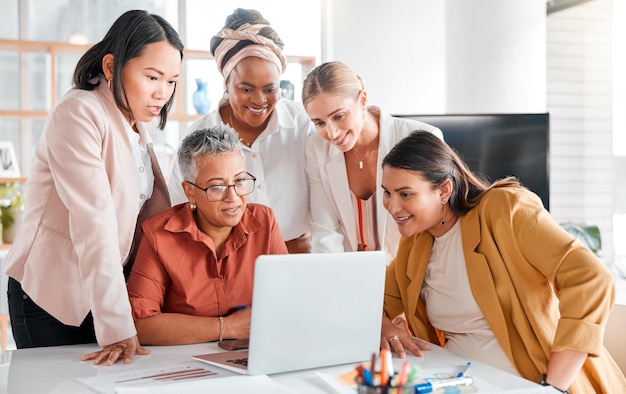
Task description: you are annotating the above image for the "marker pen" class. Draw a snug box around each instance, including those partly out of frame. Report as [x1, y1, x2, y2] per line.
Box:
[457, 361, 471, 377]
[414, 376, 474, 393]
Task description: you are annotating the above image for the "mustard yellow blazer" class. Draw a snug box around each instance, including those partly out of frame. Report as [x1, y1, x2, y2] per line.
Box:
[384, 187, 626, 393]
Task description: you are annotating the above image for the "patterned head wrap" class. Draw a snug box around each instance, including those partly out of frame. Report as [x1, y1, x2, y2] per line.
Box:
[211, 9, 287, 80]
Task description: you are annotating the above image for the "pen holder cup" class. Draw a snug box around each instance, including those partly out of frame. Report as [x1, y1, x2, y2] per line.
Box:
[356, 381, 412, 394]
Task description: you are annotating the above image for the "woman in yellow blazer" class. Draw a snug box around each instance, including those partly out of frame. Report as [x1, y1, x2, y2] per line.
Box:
[5, 10, 182, 365]
[380, 131, 625, 393]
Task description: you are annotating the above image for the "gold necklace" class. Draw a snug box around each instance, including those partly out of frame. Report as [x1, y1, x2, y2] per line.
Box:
[226, 106, 253, 147]
[349, 141, 378, 170]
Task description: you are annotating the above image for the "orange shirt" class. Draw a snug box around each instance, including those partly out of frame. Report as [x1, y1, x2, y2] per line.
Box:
[128, 203, 288, 319]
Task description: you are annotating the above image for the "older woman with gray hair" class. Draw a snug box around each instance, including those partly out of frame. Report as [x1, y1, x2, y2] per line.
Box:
[127, 124, 288, 345]
[167, 8, 314, 253]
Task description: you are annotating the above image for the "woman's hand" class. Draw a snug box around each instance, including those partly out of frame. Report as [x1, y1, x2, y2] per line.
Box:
[224, 307, 252, 339]
[544, 349, 587, 391]
[80, 335, 150, 366]
[380, 315, 430, 358]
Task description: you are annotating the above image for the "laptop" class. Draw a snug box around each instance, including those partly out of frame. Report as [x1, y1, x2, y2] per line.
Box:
[193, 251, 386, 375]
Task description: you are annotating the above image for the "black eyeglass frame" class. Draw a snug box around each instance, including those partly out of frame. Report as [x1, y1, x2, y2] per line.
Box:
[185, 173, 257, 202]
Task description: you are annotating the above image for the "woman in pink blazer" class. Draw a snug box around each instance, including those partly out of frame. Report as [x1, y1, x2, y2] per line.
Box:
[5, 10, 182, 365]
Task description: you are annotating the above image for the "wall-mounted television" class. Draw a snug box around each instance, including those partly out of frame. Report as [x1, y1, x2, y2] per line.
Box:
[394, 113, 550, 210]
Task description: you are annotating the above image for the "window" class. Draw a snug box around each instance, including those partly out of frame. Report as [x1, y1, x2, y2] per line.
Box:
[0, 0, 321, 176]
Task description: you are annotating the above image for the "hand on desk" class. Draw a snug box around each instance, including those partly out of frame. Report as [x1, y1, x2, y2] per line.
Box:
[80, 335, 150, 366]
[380, 315, 430, 359]
[224, 307, 252, 339]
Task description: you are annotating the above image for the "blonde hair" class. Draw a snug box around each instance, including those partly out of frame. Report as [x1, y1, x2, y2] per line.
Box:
[302, 61, 365, 108]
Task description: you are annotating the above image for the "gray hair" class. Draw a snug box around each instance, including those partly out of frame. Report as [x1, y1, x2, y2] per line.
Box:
[178, 124, 243, 182]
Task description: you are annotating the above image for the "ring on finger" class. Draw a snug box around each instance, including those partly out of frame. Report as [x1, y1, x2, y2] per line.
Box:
[389, 335, 399, 342]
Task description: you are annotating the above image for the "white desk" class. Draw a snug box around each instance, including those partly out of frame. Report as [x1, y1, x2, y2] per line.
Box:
[0, 342, 553, 394]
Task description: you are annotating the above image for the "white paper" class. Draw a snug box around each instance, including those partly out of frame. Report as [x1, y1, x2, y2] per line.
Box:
[115, 375, 298, 394]
[76, 363, 229, 394]
[313, 372, 356, 394]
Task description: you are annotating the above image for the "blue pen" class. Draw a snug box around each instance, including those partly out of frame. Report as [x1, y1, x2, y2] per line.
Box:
[363, 368, 373, 385]
[414, 376, 474, 393]
[457, 361, 471, 377]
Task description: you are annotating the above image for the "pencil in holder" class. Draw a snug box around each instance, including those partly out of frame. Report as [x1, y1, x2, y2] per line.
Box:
[356, 377, 412, 394]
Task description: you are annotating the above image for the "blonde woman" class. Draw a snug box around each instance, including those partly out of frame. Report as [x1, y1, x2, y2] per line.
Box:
[302, 61, 442, 261]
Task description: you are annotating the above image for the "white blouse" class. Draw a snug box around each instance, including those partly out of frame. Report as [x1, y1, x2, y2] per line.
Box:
[167, 99, 315, 241]
[125, 122, 154, 210]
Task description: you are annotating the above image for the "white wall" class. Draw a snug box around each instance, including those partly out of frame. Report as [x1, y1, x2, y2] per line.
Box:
[321, 0, 446, 114]
[547, 0, 616, 264]
[321, 0, 622, 265]
[445, 1, 546, 113]
[321, 0, 546, 114]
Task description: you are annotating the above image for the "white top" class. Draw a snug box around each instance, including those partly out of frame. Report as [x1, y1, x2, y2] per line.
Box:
[305, 106, 443, 261]
[167, 99, 315, 241]
[126, 122, 154, 209]
[421, 220, 518, 375]
[350, 193, 379, 251]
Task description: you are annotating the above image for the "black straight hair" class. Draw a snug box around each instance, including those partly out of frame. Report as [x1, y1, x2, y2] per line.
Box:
[73, 10, 184, 129]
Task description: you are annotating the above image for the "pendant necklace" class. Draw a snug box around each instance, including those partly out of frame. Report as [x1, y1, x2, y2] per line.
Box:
[351, 147, 366, 170]
[349, 112, 378, 170]
[349, 141, 378, 170]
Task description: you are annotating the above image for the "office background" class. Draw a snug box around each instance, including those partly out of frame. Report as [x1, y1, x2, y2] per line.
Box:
[0, 0, 624, 319]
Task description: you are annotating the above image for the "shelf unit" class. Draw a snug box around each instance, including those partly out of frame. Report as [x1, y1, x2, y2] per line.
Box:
[0, 39, 316, 176]
[0, 39, 316, 121]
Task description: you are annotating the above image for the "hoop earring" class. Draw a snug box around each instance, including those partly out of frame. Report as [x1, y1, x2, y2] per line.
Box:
[441, 198, 447, 227]
[189, 202, 197, 211]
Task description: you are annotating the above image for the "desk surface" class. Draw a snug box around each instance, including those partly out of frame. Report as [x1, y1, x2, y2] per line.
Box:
[0, 342, 553, 394]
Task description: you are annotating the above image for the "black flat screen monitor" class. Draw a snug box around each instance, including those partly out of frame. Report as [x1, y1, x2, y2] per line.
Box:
[394, 113, 550, 210]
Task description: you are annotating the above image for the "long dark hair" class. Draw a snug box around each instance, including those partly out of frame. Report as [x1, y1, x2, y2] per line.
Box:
[382, 131, 521, 216]
[73, 10, 184, 129]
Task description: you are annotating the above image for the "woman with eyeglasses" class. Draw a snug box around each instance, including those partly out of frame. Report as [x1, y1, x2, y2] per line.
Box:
[127, 125, 287, 345]
[167, 8, 314, 254]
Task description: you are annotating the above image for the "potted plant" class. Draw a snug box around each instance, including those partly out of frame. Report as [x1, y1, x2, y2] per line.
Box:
[560, 222, 601, 255]
[0, 182, 24, 243]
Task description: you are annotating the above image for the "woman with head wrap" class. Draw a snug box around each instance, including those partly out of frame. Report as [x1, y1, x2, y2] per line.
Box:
[167, 8, 314, 253]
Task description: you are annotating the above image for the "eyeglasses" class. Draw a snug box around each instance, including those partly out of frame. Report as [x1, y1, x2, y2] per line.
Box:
[185, 173, 256, 202]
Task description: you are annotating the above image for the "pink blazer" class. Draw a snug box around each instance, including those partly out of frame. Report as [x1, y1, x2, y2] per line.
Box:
[5, 79, 170, 346]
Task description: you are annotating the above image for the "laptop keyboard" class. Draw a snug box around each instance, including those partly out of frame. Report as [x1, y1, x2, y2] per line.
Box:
[227, 357, 249, 367]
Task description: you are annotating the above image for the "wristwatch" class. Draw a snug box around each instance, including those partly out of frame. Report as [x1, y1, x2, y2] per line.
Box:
[540, 374, 570, 394]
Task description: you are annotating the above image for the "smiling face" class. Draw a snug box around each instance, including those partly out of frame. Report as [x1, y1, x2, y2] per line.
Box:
[381, 165, 451, 238]
[183, 151, 249, 236]
[304, 91, 367, 152]
[120, 41, 181, 126]
[225, 57, 281, 131]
